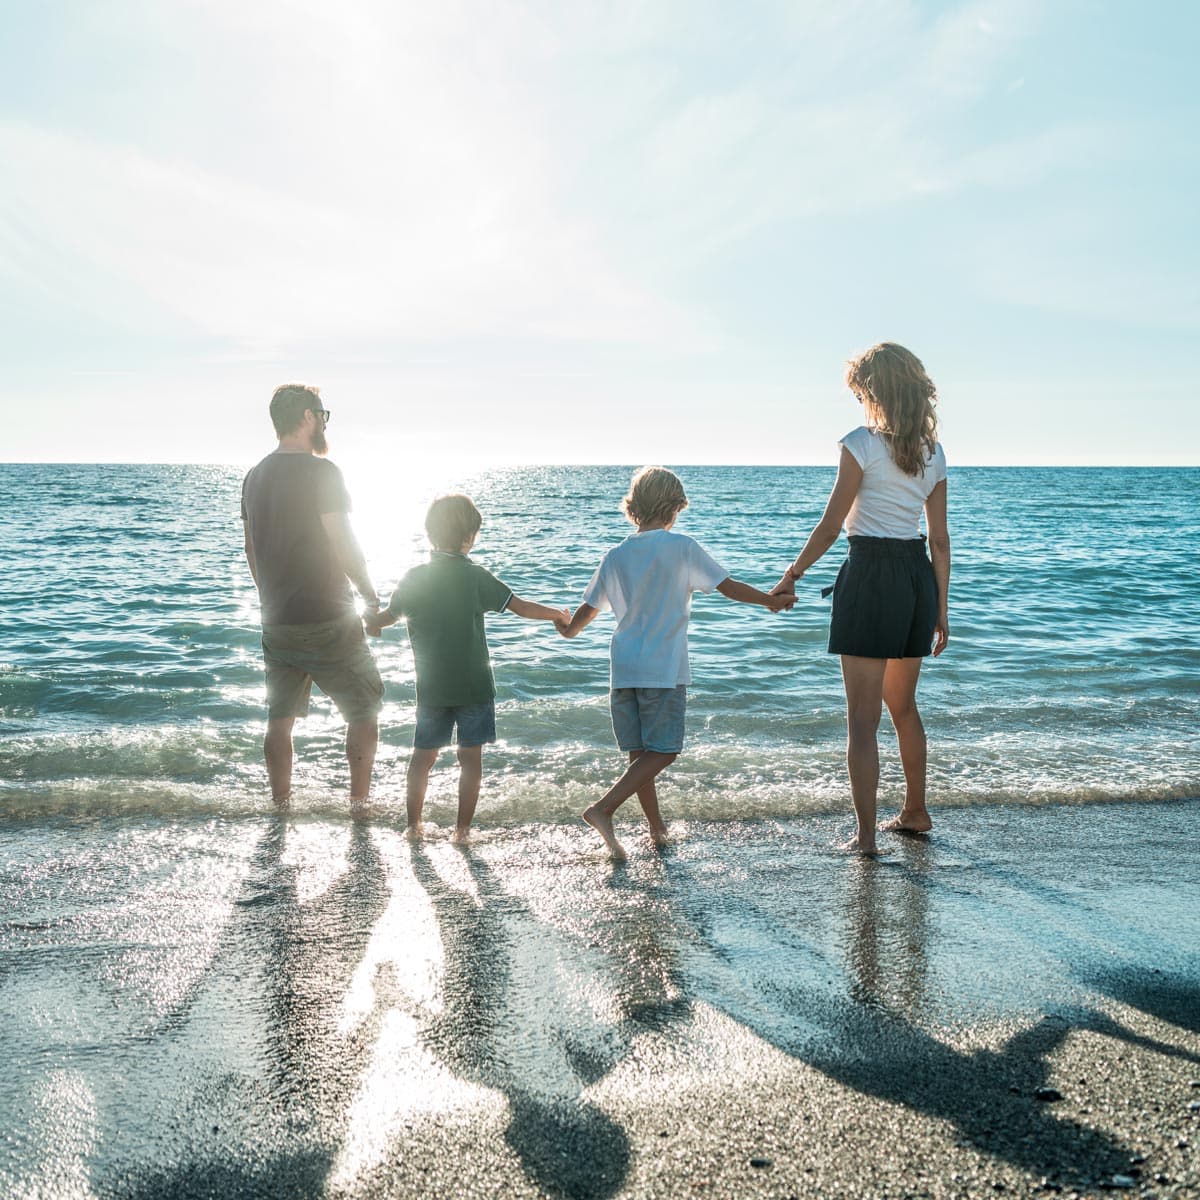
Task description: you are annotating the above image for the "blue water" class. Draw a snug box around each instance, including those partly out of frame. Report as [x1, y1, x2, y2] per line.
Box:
[1, 463, 1197, 823]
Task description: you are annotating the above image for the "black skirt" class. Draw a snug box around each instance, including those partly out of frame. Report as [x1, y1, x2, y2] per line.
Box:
[827, 535, 938, 659]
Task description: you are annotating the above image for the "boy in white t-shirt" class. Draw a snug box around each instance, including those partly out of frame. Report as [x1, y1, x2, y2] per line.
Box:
[558, 466, 794, 860]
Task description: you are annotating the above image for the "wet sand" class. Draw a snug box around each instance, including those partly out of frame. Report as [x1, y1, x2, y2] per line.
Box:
[2, 799, 1198, 1198]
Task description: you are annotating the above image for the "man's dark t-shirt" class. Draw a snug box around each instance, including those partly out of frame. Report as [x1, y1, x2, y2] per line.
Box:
[241, 452, 354, 625]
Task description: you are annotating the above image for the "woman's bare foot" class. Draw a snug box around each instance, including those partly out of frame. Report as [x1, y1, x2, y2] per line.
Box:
[880, 812, 932, 834]
[838, 835, 885, 857]
[583, 805, 627, 861]
[405, 824, 424, 841]
[648, 823, 670, 849]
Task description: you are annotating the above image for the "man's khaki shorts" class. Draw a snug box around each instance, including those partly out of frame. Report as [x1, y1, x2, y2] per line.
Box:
[261, 615, 383, 724]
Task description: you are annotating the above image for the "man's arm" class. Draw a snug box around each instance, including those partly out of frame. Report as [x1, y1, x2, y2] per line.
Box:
[716, 577, 794, 612]
[320, 511, 380, 609]
[559, 603, 600, 639]
[243, 520, 259, 588]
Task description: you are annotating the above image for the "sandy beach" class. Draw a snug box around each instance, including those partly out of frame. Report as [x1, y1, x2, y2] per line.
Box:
[2, 798, 1198, 1199]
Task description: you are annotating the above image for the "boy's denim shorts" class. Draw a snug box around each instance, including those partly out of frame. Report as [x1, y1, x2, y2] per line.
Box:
[610, 686, 687, 754]
[261, 615, 383, 724]
[414, 700, 497, 750]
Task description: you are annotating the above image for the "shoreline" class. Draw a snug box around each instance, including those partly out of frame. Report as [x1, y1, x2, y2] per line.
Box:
[2, 798, 1197, 1197]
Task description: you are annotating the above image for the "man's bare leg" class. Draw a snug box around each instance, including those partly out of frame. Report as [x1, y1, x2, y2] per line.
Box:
[264, 716, 296, 806]
[628, 750, 670, 846]
[405, 748, 438, 837]
[453, 745, 483, 842]
[583, 751, 677, 861]
[347, 719, 378, 812]
[880, 657, 933, 833]
[840, 656, 887, 854]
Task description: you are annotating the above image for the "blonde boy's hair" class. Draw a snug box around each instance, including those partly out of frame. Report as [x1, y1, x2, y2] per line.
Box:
[622, 466, 688, 528]
[425, 494, 482, 551]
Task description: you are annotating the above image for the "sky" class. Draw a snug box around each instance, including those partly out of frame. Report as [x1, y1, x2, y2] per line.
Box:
[1, 0, 1197, 467]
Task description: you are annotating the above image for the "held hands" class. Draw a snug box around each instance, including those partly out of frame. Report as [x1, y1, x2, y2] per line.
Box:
[362, 599, 384, 637]
[769, 567, 799, 598]
[766, 592, 796, 613]
[552, 607, 572, 636]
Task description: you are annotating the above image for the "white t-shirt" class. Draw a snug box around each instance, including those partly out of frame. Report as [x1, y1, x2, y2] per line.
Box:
[840, 426, 948, 539]
[582, 529, 729, 688]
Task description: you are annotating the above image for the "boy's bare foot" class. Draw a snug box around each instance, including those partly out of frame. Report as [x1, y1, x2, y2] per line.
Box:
[583, 805, 627, 861]
[837, 836, 886, 857]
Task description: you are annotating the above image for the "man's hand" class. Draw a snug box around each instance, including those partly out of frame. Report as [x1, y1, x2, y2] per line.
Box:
[552, 607, 572, 634]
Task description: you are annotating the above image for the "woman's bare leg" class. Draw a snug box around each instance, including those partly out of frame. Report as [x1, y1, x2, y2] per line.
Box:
[840, 655, 888, 853]
[881, 657, 932, 832]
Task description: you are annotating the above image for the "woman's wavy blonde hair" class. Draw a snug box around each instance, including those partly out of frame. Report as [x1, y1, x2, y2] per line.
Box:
[845, 342, 939, 477]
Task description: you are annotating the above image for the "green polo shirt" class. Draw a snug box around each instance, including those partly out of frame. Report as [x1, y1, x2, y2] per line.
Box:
[387, 552, 513, 708]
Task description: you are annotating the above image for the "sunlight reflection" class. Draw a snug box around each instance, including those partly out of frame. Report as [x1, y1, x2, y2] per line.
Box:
[330, 1008, 506, 1191]
[15, 1069, 98, 1199]
[338, 830, 443, 1036]
[281, 823, 349, 905]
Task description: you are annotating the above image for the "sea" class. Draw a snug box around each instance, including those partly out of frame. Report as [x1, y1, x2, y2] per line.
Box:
[2, 463, 1199, 1197]
[1, 463, 1197, 823]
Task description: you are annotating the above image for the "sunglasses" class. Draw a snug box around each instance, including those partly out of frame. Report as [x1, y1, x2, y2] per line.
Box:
[309, 408, 331, 424]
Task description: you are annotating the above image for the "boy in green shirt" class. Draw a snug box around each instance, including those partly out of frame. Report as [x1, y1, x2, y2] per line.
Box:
[365, 494, 567, 841]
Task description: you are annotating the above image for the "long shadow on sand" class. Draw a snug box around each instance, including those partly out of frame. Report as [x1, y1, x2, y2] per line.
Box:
[656, 837, 1191, 1190]
[405, 842, 633, 1200]
[120, 816, 390, 1200]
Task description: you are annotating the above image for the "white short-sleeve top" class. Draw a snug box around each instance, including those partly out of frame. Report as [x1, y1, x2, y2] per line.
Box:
[840, 426, 947, 539]
[582, 529, 728, 688]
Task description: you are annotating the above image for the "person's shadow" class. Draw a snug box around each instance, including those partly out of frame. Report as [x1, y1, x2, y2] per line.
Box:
[407, 840, 633, 1200]
[123, 815, 390, 1199]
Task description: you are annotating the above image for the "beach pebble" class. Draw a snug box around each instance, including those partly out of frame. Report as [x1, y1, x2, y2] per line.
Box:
[1034, 1087, 1063, 1102]
[1189, 1100, 1200, 1111]
[1109, 1176, 1135, 1190]
[749, 1157, 772, 1169]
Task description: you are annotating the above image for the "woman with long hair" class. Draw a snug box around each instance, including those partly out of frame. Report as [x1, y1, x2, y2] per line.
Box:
[772, 343, 951, 854]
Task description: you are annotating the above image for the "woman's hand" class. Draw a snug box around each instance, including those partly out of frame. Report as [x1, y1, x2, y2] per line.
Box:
[769, 571, 797, 598]
[932, 614, 950, 656]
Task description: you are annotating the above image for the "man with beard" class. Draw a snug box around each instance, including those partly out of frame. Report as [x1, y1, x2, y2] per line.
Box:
[241, 383, 384, 809]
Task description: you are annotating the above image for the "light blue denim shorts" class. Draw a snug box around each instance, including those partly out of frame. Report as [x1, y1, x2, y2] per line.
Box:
[610, 686, 687, 754]
[414, 700, 496, 750]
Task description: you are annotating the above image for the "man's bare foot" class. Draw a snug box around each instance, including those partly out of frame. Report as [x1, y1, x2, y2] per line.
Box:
[880, 813, 933, 834]
[583, 805, 627, 861]
[450, 828, 471, 845]
[837, 836, 886, 857]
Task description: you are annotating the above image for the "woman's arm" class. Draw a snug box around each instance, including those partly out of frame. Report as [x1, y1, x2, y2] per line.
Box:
[770, 446, 864, 595]
[924, 478, 950, 656]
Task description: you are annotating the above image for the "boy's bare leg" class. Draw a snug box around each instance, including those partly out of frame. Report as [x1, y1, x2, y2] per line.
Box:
[628, 751, 670, 846]
[264, 717, 295, 806]
[839, 656, 887, 854]
[453, 745, 483, 842]
[880, 657, 933, 833]
[405, 748, 439, 837]
[347, 718, 378, 811]
[584, 752, 677, 861]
